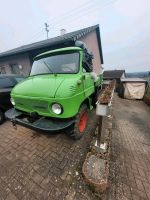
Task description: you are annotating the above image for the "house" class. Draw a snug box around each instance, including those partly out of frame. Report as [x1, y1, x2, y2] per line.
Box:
[103, 70, 126, 80]
[0, 24, 103, 76]
[103, 70, 126, 91]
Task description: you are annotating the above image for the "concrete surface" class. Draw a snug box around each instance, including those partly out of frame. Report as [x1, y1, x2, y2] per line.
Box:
[108, 95, 150, 200]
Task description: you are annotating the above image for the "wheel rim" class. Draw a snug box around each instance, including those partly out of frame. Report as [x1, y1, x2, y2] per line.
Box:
[79, 111, 88, 133]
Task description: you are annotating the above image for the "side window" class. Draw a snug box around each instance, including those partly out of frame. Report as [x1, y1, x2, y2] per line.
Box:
[0, 66, 6, 74]
[0, 78, 14, 89]
[82, 62, 87, 73]
[82, 61, 93, 73]
[83, 67, 86, 73]
[82, 52, 93, 73]
[11, 64, 21, 75]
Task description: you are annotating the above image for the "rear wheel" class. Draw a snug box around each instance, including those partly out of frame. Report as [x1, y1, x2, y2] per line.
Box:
[0, 110, 5, 125]
[69, 104, 88, 140]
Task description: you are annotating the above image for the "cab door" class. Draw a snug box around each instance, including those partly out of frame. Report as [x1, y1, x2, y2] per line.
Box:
[82, 67, 95, 98]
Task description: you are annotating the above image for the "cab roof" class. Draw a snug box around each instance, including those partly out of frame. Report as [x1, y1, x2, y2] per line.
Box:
[34, 47, 82, 60]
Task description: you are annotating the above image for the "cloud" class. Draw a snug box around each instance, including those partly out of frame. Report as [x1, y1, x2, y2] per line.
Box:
[114, 0, 150, 17]
[0, 0, 150, 72]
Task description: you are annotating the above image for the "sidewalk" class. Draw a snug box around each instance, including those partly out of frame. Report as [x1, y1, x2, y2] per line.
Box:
[108, 95, 150, 200]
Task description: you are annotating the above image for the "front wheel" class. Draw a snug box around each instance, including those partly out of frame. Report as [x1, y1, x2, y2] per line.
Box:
[69, 104, 88, 140]
[0, 110, 5, 125]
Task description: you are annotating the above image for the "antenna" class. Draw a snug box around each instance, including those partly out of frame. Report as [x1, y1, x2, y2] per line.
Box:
[44, 23, 49, 39]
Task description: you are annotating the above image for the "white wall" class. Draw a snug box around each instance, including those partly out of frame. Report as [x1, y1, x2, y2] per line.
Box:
[80, 30, 102, 74]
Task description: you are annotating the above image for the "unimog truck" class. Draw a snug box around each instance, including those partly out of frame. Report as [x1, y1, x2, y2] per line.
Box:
[5, 41, 103, 139]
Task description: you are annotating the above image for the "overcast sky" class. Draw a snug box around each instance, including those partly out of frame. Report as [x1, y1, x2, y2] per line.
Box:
[0, 0, 150, 72]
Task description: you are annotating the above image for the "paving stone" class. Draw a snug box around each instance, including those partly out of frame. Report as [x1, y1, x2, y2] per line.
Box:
[5, 193, 18, 200]
[0, 110, 98, 200]
[108, 94, 150, 200]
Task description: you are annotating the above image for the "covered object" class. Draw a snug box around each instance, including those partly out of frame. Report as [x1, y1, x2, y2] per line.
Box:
[120, 78, 147, 100]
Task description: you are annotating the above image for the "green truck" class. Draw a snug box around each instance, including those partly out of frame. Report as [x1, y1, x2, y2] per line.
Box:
[5, 41, 103, 139]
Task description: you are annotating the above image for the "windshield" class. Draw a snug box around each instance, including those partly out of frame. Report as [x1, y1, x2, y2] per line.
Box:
[30, 52, 80, 76]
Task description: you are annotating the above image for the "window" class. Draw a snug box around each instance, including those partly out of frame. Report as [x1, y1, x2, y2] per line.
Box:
[11, 64, 20, 74]
[82, 52, 93, 73]
[30, 52, 80, 76]
[0, 67, 6, 74]
[82, 61, 93, 73]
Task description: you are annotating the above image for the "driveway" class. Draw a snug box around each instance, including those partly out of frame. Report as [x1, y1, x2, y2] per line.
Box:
[1, 95, 149, 200]
[108, 95, 150, 200]
[0, 111, 98, 200]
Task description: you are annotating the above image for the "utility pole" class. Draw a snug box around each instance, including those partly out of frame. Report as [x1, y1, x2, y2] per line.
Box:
[44, 23, 49, 39]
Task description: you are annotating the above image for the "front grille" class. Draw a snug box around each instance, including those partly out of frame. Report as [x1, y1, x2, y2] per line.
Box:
[14, 97, 49, 113]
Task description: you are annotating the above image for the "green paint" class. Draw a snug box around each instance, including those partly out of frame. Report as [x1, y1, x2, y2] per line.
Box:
[11, 47, 103, 118]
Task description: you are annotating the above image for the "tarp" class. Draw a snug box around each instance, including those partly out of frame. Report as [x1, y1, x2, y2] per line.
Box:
[123, 82, 145, 99]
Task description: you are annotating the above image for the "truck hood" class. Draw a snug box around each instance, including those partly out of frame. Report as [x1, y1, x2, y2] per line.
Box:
[11, 75, 65, 98]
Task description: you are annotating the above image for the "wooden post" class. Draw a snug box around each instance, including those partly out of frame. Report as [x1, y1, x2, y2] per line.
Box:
[97, 116, 103, 147]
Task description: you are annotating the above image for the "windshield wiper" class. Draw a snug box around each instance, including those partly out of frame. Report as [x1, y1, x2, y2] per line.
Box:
[43, 60, 56, 75]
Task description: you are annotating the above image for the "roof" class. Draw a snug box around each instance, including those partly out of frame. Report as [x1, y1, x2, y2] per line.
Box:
[103, 80, 111, 85]
[121, 78, 147, 83]
[103, 70, 125, 79]
[0, 24, 103, 64]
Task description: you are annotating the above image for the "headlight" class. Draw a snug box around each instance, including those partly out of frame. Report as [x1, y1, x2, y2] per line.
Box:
[52, 103, 63, 115]
[10, 98, 15, 106]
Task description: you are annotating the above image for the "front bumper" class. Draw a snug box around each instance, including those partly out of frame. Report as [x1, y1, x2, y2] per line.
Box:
[5, 108, 75, 132]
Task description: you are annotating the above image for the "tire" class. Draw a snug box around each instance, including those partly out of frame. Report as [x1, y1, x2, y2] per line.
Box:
[0, 110, 5, 125]
[69, 104, 88, 140]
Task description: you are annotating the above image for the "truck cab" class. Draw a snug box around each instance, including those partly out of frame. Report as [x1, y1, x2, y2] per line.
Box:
[5, 42, 103, 139]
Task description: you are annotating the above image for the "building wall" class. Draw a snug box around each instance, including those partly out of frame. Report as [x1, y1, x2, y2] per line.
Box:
[0, 53, 31, 76]
[80, 30, 102, 74]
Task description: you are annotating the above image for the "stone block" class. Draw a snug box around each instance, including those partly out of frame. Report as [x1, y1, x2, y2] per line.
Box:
[82, 153, 109, 193]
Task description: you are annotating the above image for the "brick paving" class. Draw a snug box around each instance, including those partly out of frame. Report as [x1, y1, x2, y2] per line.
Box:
[0, 110, 99, 200]
[108, 95, 150, 200]
[1, 96, 150, 200]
